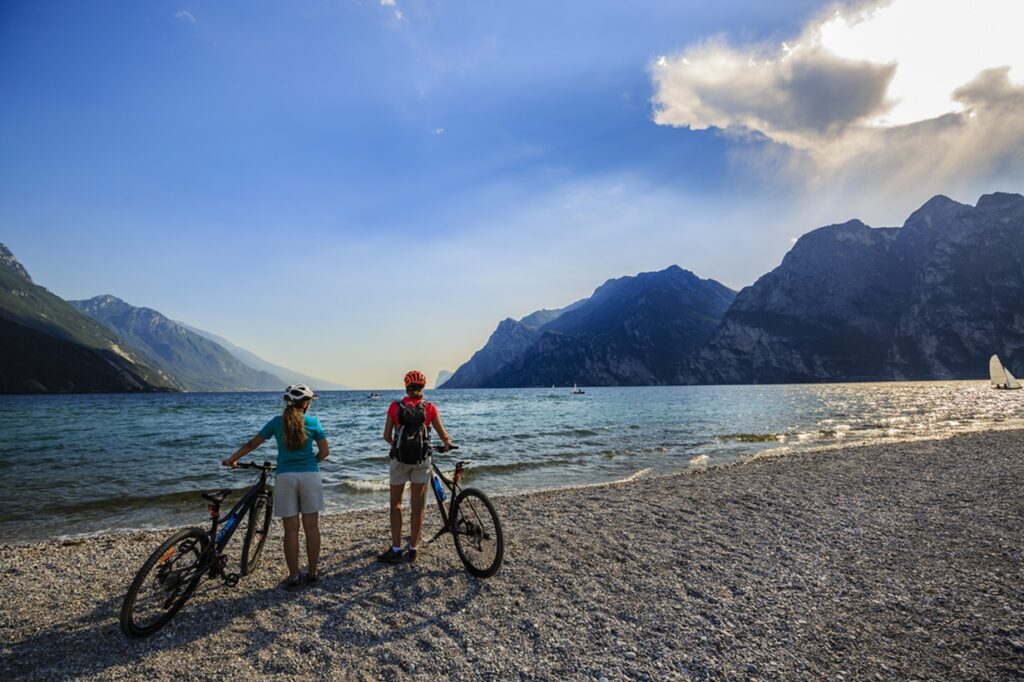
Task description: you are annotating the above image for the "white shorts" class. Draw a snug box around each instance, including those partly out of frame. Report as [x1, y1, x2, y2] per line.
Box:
[389, 457, 432, 486]
[273, 471, 324, 518]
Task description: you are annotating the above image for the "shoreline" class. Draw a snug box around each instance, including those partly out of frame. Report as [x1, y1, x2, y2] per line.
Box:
[2, 429, 1023, 679]
[5, 421, 1024, 549]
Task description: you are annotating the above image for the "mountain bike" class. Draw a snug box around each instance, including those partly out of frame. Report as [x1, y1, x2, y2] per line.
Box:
[119, 461, 275, 638]
[426, 447, 504, 578]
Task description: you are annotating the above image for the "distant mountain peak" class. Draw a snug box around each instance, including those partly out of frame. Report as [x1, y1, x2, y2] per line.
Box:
[0, 244, 33, 283]
[976, 191, 1024, 211]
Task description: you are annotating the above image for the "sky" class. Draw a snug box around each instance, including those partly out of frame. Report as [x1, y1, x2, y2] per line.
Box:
[2, 0, 1022, 388]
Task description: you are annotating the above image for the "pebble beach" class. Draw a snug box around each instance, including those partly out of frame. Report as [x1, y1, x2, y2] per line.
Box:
[2, 430, 1023, 680]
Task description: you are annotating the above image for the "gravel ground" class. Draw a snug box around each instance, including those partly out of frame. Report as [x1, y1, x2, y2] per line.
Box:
[2, 430, 1023, 680]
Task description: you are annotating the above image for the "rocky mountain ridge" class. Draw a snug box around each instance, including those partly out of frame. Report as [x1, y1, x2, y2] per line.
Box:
[0, 245, 174, 393]
[178, 322, 348, 390]
[686, 192, 1024, 383]
[446, 192, 1024, 387]
[71, 296, 283, 392]
[444, 266, 736, 387]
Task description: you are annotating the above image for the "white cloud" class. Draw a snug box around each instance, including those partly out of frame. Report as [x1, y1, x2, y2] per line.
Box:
[651, 0, 1024, 194]
[432, 128, 445, 135]
[379, 0, 404, 21]
[175, 10, 197, 24]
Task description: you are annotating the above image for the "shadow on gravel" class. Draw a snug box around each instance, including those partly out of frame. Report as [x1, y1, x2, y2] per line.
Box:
[0, 543, 486, 679]
[312, 545, 485, 664]
[0, 578, 284, 679]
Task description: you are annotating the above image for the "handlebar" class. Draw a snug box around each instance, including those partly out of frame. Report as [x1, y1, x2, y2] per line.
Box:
[233, 461, 276, 471]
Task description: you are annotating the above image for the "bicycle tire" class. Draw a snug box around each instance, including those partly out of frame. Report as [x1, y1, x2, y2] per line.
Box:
[451, 487, 504, 578]
[240, 488, 273, 576]
[120, 527, 209, 638]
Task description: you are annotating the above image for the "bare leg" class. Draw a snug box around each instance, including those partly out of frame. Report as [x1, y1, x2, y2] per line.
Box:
[301, 512, 320, 577]
[389, 484, 405, 548]
[409, 483, 427, 548]
[282, 516, 300, 579]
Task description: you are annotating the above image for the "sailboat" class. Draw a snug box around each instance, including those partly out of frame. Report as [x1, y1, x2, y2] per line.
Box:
[572, 383, 585, 395]
[989, 354, 1021, 389]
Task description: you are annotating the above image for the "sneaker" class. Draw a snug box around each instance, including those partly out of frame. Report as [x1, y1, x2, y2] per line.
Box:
[404, 548, 418, 563]
[305, 572, 321, 586]
[280, 575, 303, 592]
[377, 547, 404, 564]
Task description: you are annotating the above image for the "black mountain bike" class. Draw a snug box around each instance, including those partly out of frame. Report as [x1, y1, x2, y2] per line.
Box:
[120, 461, 275, 638]
[426, 448, 504, 578]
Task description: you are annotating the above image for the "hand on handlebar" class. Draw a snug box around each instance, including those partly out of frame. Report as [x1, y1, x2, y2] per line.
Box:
[222, 459, 238, 468]
[437, 443, 459, 453]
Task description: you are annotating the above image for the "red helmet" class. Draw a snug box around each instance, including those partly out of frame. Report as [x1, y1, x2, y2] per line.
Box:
[403, 370, 427, 388]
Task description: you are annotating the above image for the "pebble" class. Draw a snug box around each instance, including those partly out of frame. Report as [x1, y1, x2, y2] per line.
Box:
[1, 429, 1022, 680]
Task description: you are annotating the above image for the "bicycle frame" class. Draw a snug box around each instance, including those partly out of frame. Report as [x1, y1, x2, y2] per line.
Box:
[198, 462, 274, 580]
[208, 468, 272, 551]
[427, 458, 466, 543]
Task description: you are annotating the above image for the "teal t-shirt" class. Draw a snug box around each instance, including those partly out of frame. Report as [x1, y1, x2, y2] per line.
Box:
[258, 414, 327, 473]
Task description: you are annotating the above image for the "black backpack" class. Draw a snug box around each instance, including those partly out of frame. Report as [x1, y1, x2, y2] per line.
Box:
[391, 400, 431, 464]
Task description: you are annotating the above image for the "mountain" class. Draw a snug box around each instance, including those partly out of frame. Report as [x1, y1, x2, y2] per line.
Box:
[0, 245, 174, 393]
[686, 192, 1024, 383]
[178, 322, 348, 390]
[444, 266, 736, 387]
[71, 296, 283, 392]
[435, 370, 453, 388]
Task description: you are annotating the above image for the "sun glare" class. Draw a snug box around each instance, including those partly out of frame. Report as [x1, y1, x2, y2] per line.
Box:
[813, 0, 1024, 126]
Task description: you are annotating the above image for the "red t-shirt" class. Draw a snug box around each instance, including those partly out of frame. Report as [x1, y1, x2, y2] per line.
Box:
[388, 397, 439, 429]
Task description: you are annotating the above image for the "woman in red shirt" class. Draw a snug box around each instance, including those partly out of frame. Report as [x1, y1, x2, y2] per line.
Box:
[378, 370, 454, 564]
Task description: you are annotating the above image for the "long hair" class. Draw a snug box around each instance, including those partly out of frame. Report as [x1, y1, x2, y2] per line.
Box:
[282, 398, 310, 451]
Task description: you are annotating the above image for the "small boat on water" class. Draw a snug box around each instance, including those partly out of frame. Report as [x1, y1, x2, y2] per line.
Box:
[572, 383, 585, 395]
[366, 392, 381, 399]
[989, 355, 1021, 389]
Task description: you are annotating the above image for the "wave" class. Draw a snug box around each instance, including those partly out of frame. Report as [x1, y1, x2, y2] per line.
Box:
[464, 459, 568, 477]
[3, 486, 246, 522]
[571, 467, 652, 489]
[334, 479, 390, 493]
[718, 432, 784, 443]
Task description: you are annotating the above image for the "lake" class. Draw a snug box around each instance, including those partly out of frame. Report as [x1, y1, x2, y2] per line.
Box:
[1, 381, 1021, 542]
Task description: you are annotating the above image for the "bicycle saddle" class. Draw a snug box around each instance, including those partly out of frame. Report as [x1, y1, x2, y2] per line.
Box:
[202, 489, 232, 505]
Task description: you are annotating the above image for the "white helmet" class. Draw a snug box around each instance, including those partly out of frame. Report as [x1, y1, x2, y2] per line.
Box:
[283, 384, 317, 403]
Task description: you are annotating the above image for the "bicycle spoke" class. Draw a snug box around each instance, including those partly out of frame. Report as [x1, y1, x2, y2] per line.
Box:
[451, 488, 504, 578]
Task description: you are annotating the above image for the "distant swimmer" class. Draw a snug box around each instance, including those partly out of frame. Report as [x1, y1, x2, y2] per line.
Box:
[224, 384, 329, 591]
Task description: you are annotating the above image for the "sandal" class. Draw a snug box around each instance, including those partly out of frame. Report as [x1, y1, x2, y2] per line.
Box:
[305, 572, 321, 586]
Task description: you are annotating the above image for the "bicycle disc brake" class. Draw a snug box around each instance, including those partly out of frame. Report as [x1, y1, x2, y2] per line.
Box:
[209, 554, 227, 578]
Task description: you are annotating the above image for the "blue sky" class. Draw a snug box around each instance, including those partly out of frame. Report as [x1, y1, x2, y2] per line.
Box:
[2, 1, 1022, 387]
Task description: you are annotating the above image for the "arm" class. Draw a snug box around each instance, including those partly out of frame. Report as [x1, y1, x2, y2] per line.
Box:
[431, 414, 453, 450]
[383, 415, 394, 445]
[315, 438, 329, 462]
[223, 434, 266, 468]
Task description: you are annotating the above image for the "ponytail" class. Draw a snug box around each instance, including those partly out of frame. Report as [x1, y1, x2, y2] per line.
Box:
[282, 399, 310, 451]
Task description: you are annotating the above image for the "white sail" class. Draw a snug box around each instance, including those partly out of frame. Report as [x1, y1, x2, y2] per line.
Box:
[990, 354, 1008, 387]
[1005, 367, 1022, 390]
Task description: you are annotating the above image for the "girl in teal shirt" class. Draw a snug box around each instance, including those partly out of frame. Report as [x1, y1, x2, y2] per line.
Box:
[225, 384, 329, 591]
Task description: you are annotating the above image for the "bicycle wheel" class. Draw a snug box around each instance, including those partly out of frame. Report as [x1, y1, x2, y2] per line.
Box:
[120, 527, 209, 638]
[451, 488, 504, 578]
[240, 488, 273, 576]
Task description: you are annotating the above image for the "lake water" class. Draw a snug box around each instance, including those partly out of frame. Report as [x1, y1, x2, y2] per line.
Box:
[1, 382, 1022, 543]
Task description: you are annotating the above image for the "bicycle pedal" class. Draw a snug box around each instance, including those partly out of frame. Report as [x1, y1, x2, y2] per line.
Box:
[223, 573, 240, 587]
